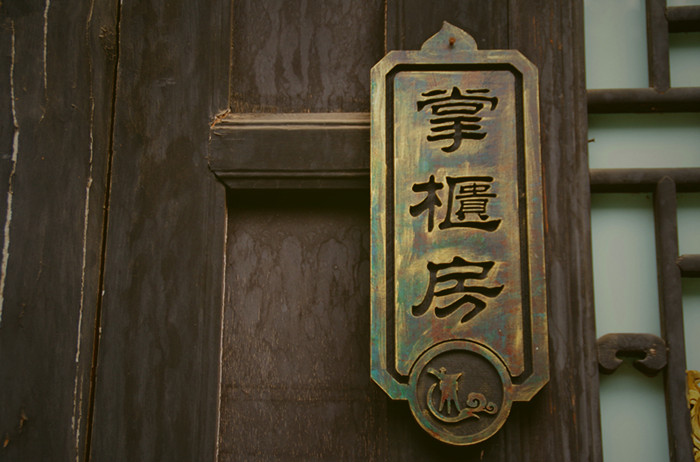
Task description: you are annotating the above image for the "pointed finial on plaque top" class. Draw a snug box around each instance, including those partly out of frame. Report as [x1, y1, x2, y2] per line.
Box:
[420, 22, 478, 52]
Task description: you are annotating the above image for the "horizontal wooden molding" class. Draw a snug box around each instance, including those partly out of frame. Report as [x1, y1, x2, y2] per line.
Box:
[667, 6, 700, 33]
[678, 255, 700, 278]
[208, 113, 370, 189]
[590, 168, 700, 193]
[587, 87, 700, 113]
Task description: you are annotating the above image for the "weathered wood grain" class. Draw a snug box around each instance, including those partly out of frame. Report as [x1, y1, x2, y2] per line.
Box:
[216, 0, 599, 460]
[0, 0, 117, 459]
[218, 191, 513, 460]
[87, 0, 230, 459]
[591, 168, 700, 193]
[386, 0, 508, 52]
[230, 0, 384, 113]
[508, 1, 601, 460]
[588, 87, 700, 113]
[219, 190, 381, 460]
[654, 178, 694, 461]
[646, 0, 670, 91]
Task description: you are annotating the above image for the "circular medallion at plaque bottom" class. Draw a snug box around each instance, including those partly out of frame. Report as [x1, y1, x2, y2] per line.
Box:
[407, 340, 512, 445]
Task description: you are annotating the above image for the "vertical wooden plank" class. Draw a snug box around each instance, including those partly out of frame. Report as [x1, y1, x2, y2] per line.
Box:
[87, 0, 230, 459]
[654, 177, 693, 462]
[229, 0, 384, 113]
[0, 0, 117, 459]
[509, 1, 602, 460]
[646, 0, 671, 91]
[386, 0, 508, 52]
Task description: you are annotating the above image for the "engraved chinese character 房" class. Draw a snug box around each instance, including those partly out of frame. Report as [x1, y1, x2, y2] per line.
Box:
[417, 87, 498, 152]
[412, 256, 504, 324]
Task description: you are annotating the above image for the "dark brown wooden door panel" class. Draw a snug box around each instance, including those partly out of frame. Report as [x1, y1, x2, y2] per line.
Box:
[212, 0, 599, 460]
[230, 0, 384, 113]
[220, 190, 376, 459]
[0, 0, 599, 459]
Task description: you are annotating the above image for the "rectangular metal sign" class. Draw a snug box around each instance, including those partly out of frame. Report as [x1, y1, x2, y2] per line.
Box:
[370, 23, 548, 445]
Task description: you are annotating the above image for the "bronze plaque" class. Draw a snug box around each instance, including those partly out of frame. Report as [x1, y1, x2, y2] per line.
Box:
[370, 23, 548, 445]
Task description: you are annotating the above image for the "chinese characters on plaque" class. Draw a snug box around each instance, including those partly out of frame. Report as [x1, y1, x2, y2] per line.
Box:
[410, 175, 501, 232]
[417, 86, 499, 151]
[371, 23, 548, 445]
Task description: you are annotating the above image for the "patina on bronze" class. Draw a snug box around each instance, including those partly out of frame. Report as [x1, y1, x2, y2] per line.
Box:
[370, 23, 548, 445]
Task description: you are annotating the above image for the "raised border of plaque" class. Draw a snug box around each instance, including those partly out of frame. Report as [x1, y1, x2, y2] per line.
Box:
[370, 22, 548, 445]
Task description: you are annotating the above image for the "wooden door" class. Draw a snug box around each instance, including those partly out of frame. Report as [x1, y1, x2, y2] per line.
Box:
[0, 1, 600, 460]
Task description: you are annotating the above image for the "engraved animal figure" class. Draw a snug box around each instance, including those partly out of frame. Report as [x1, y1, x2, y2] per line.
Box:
[427, 367, 462, 415]
[425, 367, 499, 423]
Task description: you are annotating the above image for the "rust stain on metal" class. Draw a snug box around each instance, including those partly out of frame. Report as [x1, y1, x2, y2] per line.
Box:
[370, 22, 548, 446]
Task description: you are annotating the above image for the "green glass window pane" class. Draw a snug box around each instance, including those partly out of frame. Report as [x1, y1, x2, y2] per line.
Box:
[679, 194, 700, 371]
[669, 33, 700, 87]
[591, 194, 661, 336]
[678, 194, 700, 257]
[588, 114, 700, 169]
[599, 369, 669, 462]
[584, 0, 648, 89]
[684, 280, 700, 371]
